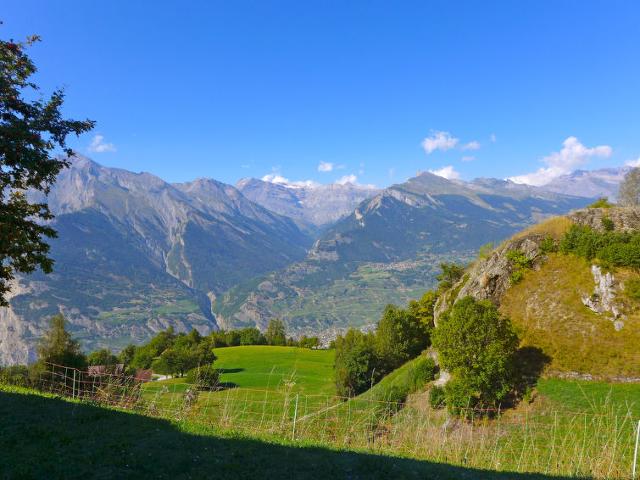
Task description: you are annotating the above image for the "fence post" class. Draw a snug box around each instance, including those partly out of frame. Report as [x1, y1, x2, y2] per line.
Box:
[292, 394, 299, 441]
[72, 369, 77, 399]
[633, 419, 640, 480]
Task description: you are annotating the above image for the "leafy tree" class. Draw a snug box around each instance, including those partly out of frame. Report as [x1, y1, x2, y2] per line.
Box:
[0, 34, 94, 306]
[193, 336, 217, 367]
[87, 348, 118, 366]
[436, 262, 465, 290]
[238, 327, 266, 346]
[152, 344, 197, 377]
[209, 330, 229, 348]
[265, 319, 287, 346]
[334, 329, 379, 397]
[375, 304, 429, 374]
[407, 290, 438, 329]
[118, 344, 136, 366]
[618, 168, 640, 207]
[298, 335, 319, 349]
[34, 314, 86, 370]
[129, 327, 177, 369]
[224, 329, 241, 346]
[432, 296, 519, 414]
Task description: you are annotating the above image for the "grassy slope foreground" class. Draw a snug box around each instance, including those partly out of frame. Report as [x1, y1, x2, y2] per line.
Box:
[0, 386, 580, 480]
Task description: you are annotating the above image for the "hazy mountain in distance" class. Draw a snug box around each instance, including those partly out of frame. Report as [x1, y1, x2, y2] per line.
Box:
[214, 172, 592, 334]
[0, 156, 312, 364]
[236, 177, 380, 230]
[542, 167, 628, 200]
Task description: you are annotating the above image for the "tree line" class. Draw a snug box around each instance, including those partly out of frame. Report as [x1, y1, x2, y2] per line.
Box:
[0, 316, 319, 389]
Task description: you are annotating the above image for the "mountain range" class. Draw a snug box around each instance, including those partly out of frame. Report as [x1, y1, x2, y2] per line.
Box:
[213, 172, 591, 334]
[0, 158, 625, 364]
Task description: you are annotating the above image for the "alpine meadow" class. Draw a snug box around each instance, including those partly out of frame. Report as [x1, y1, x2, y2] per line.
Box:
[2, 3, 640, 479]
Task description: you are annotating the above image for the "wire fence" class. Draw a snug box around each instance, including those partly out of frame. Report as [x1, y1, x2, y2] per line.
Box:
[33, 363, 640, 479]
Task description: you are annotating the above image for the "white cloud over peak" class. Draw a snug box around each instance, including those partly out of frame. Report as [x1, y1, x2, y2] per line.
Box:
[421, 131, 459, 154]
[335, 174, 358, 185]
[461, 141, 481, 151]
[88, 134, 116, 153]
[318, 161, 334, 172]
[625, 157, 640, 168]
[428, 165, 460, 180]
[508, 137, 612, 186]
[261, 173, 319, 188]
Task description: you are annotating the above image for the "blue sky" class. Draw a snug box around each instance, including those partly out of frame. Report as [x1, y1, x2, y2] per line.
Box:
[3, 1, 640, 188]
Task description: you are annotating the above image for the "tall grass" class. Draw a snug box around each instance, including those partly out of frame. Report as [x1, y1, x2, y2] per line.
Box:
[34, 366, 639, 479]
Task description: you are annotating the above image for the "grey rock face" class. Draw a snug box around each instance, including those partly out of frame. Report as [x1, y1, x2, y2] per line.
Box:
[434, 234, 547, 324]
[582, 265, 625, 331]
[569, 207, 640, 232]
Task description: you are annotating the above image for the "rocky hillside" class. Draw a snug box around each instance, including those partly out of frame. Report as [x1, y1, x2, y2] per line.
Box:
[435, 208, 640, 379]
[214, 173, 591, 335]
[0, 157, 312, 365]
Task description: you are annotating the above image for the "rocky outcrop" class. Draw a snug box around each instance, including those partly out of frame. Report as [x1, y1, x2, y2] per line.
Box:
[434, 234, 547, 324]
[569, 207, 640, 232]
[582, 265, 625, 331]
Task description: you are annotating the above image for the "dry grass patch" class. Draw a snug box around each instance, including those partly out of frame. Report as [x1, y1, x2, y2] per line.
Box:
[500, 254, 640, 377]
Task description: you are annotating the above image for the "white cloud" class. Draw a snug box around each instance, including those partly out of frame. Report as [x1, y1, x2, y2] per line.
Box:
[428, 165, 460, 180]
[261, 173, 319, 188]
[461, 155, 475, 162]
[490, 133, 497, 143]
[88, 134, 116, 153]
[318, 161, 334, 172]
[508, 137, 612, 186]
[336, 174, 358, 185]
[461, 141, 481, 151]
[421, 131, 459, 154]
[625, 157, 640, 168]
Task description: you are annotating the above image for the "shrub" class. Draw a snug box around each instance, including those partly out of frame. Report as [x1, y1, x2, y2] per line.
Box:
[539, 236, 558, 254]
[375, 305, 430, 374]
[408, 356, 437, 392]
[560, 224, 640, 268]
[429, 385, 446, 409]
[186, 364, 220, 390]
[436, 262, 465, 291]
[444, 376, 481, 417]
[506, 249, 533, 284]
[334, 329, 379, 397]
[588, 197, 614, 209]
[432, 297, 519, 414]
[601, 216, 615, 231]
[0, 365, 30, 387]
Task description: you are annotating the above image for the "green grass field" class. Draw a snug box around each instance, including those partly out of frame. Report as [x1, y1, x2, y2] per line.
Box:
[141, 346, 336, 430]
[0, 384, 581, 479]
